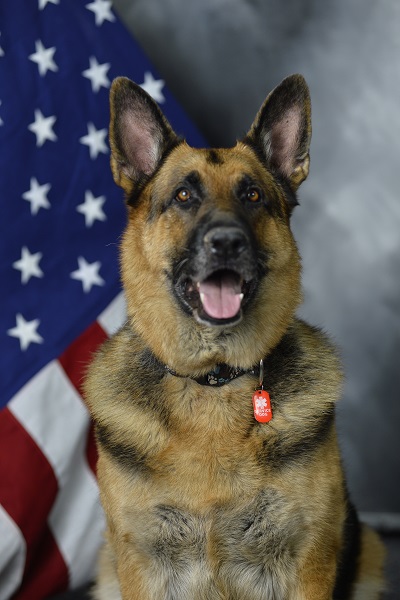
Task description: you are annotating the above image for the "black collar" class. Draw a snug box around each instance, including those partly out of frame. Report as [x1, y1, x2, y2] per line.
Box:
[165, 362, 260, 387]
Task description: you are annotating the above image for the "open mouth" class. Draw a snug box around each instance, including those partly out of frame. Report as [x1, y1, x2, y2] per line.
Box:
[179, 269, 256, 326]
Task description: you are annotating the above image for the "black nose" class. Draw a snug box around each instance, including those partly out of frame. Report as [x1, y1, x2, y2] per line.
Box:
[203, 226, 249, 260]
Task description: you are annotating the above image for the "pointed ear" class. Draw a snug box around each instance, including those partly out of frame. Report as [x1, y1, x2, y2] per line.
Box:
[245, 74, 311, 191]
[109, 77, 179, 193]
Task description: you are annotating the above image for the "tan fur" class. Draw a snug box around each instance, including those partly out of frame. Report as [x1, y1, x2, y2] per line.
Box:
[84, 75, 385, 599]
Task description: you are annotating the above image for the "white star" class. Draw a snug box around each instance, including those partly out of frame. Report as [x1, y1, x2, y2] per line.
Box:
[70, 257, 105, 293]
[76, 190, 107, 227]
[0, 32, 4, 57]
[38, 0, 59, 9]
[86, 0, 115, 26]
[79, 122, 108, 159]
[7, 313, 44, 351]
[29, 40, 58, 76]
[0, 100, 3, 126]
[22, 177, 51, 215]
[82, 56, 111, 93]
[13, 246, 44, 284]
[28, 109, 57, 147]
[140, 72, 165, 104]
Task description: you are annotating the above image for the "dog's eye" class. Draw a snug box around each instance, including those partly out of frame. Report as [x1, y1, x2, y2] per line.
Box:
[175, 188, 192, 203]
[246, 188, 261, 203]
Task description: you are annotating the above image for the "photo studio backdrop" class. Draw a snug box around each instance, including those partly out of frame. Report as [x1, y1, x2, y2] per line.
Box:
[1, 0, 399, 598]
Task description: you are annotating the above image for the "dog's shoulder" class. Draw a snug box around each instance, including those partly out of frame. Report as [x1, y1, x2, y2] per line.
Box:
[84, 321, 171, 472]
[266, 318, 342, 397]
[256, 319, 343, 468]
[84, 321, 163, 412]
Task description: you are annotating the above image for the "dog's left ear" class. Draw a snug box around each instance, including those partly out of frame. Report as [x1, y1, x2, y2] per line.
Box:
[245, 74, 311, 190]
[109, 77, 179, 194]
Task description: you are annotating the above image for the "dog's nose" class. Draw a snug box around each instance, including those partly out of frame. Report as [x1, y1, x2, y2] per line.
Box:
[203, 226, 248, 260]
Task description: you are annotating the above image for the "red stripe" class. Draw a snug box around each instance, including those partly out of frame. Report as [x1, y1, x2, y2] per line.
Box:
[58, 320, 108, 474]
[12, 530, 68, 600]
[58, 320, 108, 397]
[0, 408, 69, 598]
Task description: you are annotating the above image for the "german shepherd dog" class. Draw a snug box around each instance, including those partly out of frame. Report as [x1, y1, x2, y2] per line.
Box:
[84, 75, 385, 599]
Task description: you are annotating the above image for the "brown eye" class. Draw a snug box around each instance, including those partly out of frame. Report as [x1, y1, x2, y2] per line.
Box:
[175, 188, 191, 202]
[247, 188, 260, 202]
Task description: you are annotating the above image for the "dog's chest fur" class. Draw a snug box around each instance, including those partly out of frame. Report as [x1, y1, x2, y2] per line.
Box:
[88, 319, 344, 598]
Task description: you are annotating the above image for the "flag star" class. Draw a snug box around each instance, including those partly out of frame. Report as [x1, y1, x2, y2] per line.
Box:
[79, 122, 108, 159]
[140, 72, 165, 104]
[38, 0, 60, 9]
[76, 190, 107, 227]
[70, 257, 105, 293]
[0, 33, 4, 57]
[13, 246, 44, 284]
[0, 100, 3, 126]
[82, 56, 111, 93]
[29, 40, 58, 76]
[22, 177, 51, 215]
[86, 0, 115, 26]
[28, 109, 57, 147]
[7, 313, 44, 351]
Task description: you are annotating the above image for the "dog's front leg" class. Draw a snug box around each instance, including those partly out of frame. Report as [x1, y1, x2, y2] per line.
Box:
[116, 555, 155, 600]
[291, 551, 337, 600]
[92, 538, 154, 600]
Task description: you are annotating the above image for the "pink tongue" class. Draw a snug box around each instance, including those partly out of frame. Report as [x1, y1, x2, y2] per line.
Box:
[198, 273, 242, 320]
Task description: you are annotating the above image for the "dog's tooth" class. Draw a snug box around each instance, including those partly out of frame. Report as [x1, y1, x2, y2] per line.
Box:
[196, 282, 200, 290]
[200, 292, 205, 304]
[239, 293, 244, 301]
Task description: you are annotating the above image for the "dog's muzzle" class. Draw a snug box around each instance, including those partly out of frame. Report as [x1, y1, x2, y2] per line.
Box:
[173, 223, 259, 327]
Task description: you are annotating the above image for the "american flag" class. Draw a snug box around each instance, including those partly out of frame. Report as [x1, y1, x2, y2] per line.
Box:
[0, 1, 204, 598]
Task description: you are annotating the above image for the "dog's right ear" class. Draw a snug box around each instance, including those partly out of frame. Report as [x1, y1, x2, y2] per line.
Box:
[109, 77, 179, 194]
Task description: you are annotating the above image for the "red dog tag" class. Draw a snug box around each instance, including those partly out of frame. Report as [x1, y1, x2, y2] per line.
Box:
[252, 389, 272, 423]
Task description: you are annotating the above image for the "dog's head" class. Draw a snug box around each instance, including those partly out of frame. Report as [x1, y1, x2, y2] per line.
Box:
[109, 75, 311, 374]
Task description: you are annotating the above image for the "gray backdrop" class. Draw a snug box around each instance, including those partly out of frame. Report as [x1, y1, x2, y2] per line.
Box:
[113, 0, 400, 519]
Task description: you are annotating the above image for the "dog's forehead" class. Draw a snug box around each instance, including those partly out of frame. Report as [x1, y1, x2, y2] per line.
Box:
[156, 142, 275, 191]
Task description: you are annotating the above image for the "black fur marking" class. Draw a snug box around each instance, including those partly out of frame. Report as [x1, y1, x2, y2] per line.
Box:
[96, 423, 151, 474]
[206, 149, 224, 165]
[180, 170, 204, 200]
[214, 490, 302, 598]
[160, 170, 204, 215]
[138, 347, 166, 378]
[263, 329, 306, 390]
[152, 505, 206, 563]
[106, 327, 171, 427]
[234, 173, 284, 219]
[333, 500, 361, 599]
[242, 139, 299, 214]
[256, 328, 336, 467]
[171, 208, 261, 323]
[260, 407, 335, 468]
[263, 325, 331, 398]
[274, 172, 299, 210]
[134, 349, 171, 427]
[184, 209, 257, 273]
[126, 172, 151, 207]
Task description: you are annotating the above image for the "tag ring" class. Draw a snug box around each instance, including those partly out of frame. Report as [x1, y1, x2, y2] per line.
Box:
[259, 359, 264, 390]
